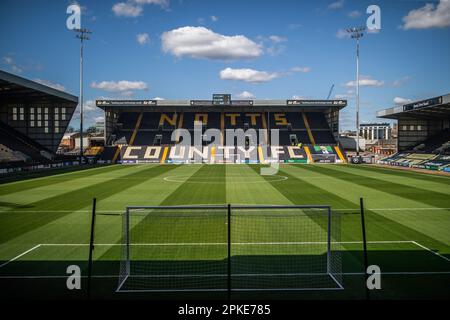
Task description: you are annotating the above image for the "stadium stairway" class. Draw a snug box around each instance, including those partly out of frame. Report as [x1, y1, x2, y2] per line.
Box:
[112, 112, 143, 163]
[301, 112, 316, 145]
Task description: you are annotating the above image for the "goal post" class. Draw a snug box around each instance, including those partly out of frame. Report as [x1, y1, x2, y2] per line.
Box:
[117, 204, 343, 293]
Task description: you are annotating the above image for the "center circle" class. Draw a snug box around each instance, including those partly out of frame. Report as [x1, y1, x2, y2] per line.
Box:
[163, 174, 288, 184]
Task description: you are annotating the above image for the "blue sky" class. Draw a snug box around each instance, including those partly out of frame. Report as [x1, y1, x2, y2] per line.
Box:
[1, 0, 449, 130]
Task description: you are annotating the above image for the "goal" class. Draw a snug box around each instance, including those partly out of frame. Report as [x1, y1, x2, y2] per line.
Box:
[116, 205, 343, 293]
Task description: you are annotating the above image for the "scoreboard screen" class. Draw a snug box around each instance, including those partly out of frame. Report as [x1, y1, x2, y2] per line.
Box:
[213, 94, 231, 105]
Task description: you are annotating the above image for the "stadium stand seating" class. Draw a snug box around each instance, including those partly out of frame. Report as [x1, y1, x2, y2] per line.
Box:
[109, 111, 341, 164]
[0, 122, 53, 163]
[0, 144, 29, 163]
[412, 128, 450, 154]
[379, 128, 450, 172]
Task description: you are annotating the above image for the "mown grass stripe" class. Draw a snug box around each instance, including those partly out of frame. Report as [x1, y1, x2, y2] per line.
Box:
[0, 165, 178, 243]
[161, 165, 226, 205]
[252, 165, 450, 253]
[0, 165, 130, 196]
[328, 164, 450, 192]
[298, 165, 450, 209]
[355, 165, 450, 185]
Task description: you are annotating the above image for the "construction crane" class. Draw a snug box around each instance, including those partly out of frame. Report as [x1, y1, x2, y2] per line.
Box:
[326, 84, 335, 100]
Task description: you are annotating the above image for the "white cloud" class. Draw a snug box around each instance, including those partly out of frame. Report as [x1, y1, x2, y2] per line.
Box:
[84, 100, 97, 112]
[219, 68, 278, 83]
[2, 56, 13, 64]
[112, 0, 169, 17]
[334, 89, 355, 99]
[402, 0, 450, 29]
[292, 95, 306, 100]
[345, 75, 384, 88]
[394, 97, 412, 105]
[259, 35, 287, 56]
[11, 65, 23, 73]
[136, 33, 150, 44]
[112, 2, 143, 17]
[290, 66, 311, 73]
[94, 116, 105, 123]
[268, 35, 286, 43]
[328, 0, 344, 10]
[134, 0, 169, 8]
[236, 91, 255, 99]
[336, 28, 351, 39]
[90, 80, 148, 92]
[161, 26, 262, 60]
[153, 96, 165, 100]
[210, 15, 218, 22]
[2, 56, 23, 73]
[34, 79, 66, 92]
[348, 10, 361, 18]
[267, 45, 286, 56]
[393, 76, 411, 87]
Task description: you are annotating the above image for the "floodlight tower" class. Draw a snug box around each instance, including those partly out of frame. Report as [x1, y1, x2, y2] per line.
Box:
[347, 26, 365, 157]
[74, 28, 91, 163]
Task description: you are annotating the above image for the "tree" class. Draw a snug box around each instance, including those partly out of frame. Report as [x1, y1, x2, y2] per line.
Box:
[85, 126, 97, 134]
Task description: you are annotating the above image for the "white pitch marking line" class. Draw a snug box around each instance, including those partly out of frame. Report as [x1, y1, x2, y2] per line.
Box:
[39, 240, 416, 247]
[411, 241, 450, 263]
[0, 244, 42, 269]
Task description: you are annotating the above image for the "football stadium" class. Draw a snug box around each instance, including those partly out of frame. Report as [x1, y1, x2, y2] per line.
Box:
[0, 0, 449, 307]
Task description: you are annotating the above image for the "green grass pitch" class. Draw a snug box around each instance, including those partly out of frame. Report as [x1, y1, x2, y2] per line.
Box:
[0, 164, 449, 300]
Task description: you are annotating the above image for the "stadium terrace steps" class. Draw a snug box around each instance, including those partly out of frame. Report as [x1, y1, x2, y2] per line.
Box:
[0, 122, 53, 163]
[412, 128, 450, 153]
[379, 128, 450, 172]
[301, 112, 316, 145]
[334, 146, 346, 163]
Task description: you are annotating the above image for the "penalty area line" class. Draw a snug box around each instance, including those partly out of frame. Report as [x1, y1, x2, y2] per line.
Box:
[0, 244, 42, 269]
[411, 241, 450, 263]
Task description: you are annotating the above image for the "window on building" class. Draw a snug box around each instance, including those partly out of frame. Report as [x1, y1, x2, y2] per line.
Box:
[61, 107, 66, 120]
[12, 107, 17, 121]
[19, 107, 24, 121]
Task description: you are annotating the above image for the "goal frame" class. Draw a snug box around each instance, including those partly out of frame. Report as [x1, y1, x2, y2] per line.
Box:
[117, 204, 342, 293]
